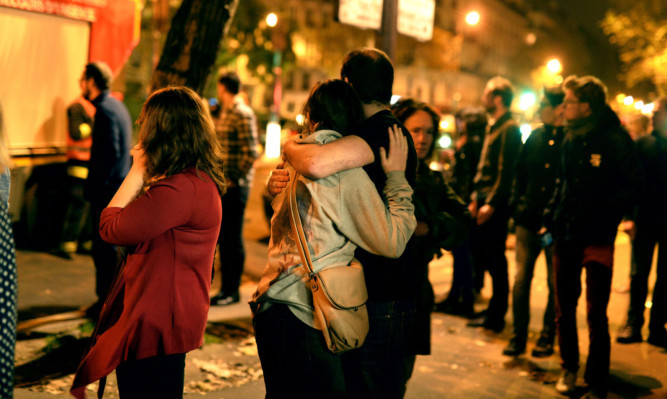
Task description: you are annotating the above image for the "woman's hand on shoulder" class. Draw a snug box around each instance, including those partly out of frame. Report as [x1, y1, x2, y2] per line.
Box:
[380, 124, 407, 173]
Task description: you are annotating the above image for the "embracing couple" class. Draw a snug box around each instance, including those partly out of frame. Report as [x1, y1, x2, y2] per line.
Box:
[250, 48, 420, 399]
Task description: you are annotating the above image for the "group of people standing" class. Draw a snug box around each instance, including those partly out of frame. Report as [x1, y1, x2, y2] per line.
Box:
[54, 46, 665, 399]
[263, 51, 664, 399]
[437, 74, 663, 399]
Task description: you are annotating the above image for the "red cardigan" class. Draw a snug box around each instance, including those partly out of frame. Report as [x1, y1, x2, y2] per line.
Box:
[71, 168, 221, 398]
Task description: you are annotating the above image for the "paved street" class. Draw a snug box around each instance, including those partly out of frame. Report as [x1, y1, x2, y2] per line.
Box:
[13, 158, 667, 398]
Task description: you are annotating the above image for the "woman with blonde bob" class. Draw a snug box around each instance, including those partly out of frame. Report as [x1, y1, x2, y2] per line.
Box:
[72, 86, 225, 398]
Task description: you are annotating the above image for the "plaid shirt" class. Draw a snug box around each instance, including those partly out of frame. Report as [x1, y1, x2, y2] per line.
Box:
[214, 99, 260, 187]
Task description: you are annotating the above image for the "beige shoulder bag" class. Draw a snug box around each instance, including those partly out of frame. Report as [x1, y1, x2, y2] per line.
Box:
[288, 172, 369, 354]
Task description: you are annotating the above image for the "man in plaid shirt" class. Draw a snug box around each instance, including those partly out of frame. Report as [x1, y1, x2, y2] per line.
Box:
[211, 72, 260, 306]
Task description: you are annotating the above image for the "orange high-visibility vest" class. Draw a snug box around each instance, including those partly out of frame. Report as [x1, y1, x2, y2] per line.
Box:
[66, 97, 95, 163]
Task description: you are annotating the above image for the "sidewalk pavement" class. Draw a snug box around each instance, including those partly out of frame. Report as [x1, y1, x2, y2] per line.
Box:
[13, 235, 667, 398]
[13, 157, 667, 397]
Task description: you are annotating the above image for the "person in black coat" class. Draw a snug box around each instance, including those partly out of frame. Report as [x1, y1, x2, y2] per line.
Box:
[467, 77, 522, 333]
[503, 86, 565, 358]
[616, 97, 667, 349]
[544, 75, 644, 398]
[391, 98, 471, 390]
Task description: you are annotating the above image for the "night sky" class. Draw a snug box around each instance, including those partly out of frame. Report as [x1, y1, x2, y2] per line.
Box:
[541, 0, 624, 93]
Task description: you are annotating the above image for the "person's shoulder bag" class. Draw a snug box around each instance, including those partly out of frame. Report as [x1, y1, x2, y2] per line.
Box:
[288, 172, 369, 354]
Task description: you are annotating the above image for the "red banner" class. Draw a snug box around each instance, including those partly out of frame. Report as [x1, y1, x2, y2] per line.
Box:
[0, 0, 140, 74]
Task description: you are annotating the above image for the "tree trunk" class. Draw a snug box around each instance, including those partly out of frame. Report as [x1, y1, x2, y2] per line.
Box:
[150, 0, 238, 94]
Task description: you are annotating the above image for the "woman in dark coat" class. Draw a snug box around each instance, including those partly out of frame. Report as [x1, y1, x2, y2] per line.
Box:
[391, 99, 471, 387]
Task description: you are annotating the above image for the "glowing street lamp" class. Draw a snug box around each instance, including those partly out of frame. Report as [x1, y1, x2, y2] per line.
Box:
[546, 58, 562, 74]
[266, 13, 277, 27]
[465, 11, 480, 26]
[265, 12, 282, 158]
[519, 92, 536, 111]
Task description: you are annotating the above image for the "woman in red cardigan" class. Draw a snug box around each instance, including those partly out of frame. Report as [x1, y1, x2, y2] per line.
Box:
[71, 86, 226, 398]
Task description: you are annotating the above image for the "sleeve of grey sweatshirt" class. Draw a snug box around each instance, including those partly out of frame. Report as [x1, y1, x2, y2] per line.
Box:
[332, 169, 416, 258]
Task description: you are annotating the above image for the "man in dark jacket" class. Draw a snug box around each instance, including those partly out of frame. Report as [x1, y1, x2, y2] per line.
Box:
[81, 62, 132, 319]
[503, 86, 565, 357]
[467, 77, 522, 333]
[616, 97, 667, 349]
[545, 75, 644, 398]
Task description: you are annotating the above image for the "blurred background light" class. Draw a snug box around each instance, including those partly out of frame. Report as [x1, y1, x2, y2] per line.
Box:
[465, 11, 480, 26]
[438, 134, 452, 148]
[546, 58, 562, 74]
[266, 13, 277, 27]
[520, 123, 532, 143]
[519, 92, 536, 111]
[265, 121, 281, 158]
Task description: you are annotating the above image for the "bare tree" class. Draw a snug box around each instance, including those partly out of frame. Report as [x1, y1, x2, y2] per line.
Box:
[150, 0, 239, 94]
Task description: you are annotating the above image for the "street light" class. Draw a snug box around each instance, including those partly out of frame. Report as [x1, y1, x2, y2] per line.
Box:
[546, 58, 562, 74]
[465, 11, 480, 26]
[265, 12, 283, 159]
[266, 13, 277, 28]
[519, 92, 536, 111]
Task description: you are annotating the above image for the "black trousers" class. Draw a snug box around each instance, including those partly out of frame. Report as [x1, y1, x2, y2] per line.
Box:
[90, 192, 118, 303]
[470, 205, 510, 325]
[254, 304, 348, 399]
[218, 185, 249, 295]
[627, 223, 667, 334]
[115, 353, 186, 398]
[554, 241, 613, 387]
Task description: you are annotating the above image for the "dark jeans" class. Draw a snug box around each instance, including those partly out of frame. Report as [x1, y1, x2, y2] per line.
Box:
[218, 185, 249, 295]
[253, 304, 348, 399]
[627, 225, 667, 334]
[115, 353, 185, 398]
[449, 240, 475, 306]
[554, 241, 613, 387]
[60, 175, 90, 247]
[470, 206, 510, 325]
[511, 225, 556, 343]
[90, 194, 118, 303]
[344, 299, 416, 399]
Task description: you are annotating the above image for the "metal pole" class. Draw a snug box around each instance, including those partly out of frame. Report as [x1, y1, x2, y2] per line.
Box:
[379, 0, 397, 62]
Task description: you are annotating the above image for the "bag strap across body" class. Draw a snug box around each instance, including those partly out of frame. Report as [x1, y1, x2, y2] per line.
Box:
[288, 172, 316, 277]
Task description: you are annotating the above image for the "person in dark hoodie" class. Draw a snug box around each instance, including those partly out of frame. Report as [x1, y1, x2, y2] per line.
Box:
[616, 97, 667, 349]
[543, 75, 644, 399]
[391, 98, 471, 390]
[503, 86, 565, 358]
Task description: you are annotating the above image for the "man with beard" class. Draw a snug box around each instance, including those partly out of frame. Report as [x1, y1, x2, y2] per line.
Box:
[80, 62, 132, 319]
[466, 76, 522, 333]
